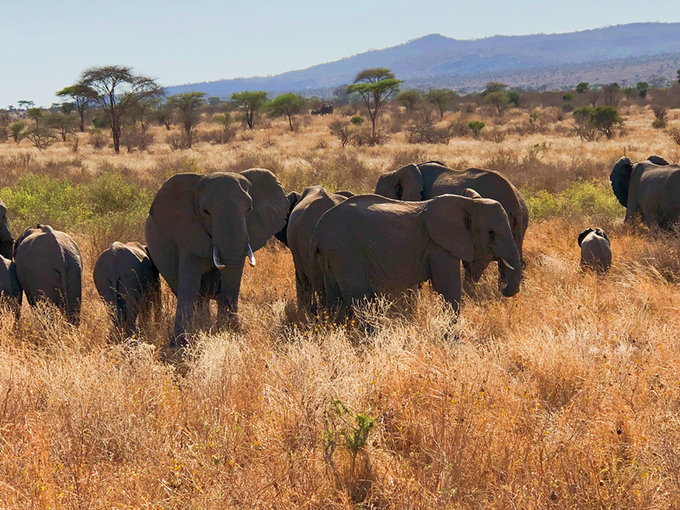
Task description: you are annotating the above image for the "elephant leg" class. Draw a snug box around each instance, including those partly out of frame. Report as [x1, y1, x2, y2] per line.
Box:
[217, 260, 245, 330]
[295, 270, 314, 316]
[173, 255, 204, 345]
[429, 252, 462, 317]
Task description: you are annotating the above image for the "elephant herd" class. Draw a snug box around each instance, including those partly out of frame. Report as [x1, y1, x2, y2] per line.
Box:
[0, 156, 677, 347]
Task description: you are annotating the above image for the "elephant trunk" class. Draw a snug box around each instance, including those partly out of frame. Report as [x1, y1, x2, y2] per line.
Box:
[498, 246, 522, 297]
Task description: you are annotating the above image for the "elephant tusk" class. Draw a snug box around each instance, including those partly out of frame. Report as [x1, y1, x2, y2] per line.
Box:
[212, 245, 226, 270]
[247, 243, 256, 267]
[500, 258, 515, 271]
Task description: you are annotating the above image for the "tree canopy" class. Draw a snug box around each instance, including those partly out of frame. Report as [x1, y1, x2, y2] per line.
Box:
[231, 91, 268, 129]
[268, 93, 306, 131]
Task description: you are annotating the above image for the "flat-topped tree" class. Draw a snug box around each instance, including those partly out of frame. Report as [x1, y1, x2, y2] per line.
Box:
[268, 93, 306, 131]
[425, 88, 456, 119]
[346, 68, 402, 144]
[56, 84, 97, 132]
[78, 66, 162, 154]
[167, 92, 206, 148]
[231, 91, 268, 129]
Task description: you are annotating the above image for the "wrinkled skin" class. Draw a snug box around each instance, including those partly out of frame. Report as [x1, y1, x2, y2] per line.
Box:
[610, 155, 680, 230]
[93, 242, 162, 338]
[0, 255, 22, 320]
[276, 186, 353, 315]
[578, 228, 611, 273]
[145, 169, 289, 345]
[14, 224, 82, 325]
[0, 200, 14, 260]
[310, 193, 522, 318]
[374, 161, 528, 284]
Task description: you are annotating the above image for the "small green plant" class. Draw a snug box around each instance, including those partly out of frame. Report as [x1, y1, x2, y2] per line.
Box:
[467, 120, 485, 138]
[350, 115, 364, 125]
[323, 399, 376, 500]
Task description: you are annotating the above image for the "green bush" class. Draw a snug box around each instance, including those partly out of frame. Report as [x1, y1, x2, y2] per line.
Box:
[523, 181, 621, 222]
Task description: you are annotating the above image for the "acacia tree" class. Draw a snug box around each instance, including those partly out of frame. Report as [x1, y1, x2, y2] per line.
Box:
[346, 68, 402, 143]
[425, 88, 456, 119]
[78, 66, 162, 153]
[56, 84, 97, 132]
[231, 91, 268, 129]
[268, 92, 306, 131]
[167, 92, 205, 148]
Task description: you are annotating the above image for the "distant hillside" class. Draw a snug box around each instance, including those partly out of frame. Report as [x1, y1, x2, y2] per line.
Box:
[165, 23, 680, 97]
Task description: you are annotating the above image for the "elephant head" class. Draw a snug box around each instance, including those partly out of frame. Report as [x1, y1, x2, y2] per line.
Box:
[375, 163, 424, 201]
[578, 227, 609, 247]
[610, 157, 633, 207]
[423, 192, 522, 297]
[0, 200, 14, 260]
[274, 190, 302, 247]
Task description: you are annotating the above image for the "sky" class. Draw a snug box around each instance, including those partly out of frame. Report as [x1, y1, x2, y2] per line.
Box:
[1, 0, 679, 107]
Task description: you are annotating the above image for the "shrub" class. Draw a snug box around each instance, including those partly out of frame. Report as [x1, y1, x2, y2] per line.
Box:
[406, 123, 451, 144]
[350, 116, 364, 125]
[9, 121, 25, 143]
[329, 120, 352, 147]
[467, 120, 485, 138]
[523, 181, 621, 222]
[88, 128, 106, 149]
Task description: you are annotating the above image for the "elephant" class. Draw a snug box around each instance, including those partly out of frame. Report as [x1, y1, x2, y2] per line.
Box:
[374, 161, 529, 284]
[14, 224, 82, 325]
[310, 191, 522, 318]
[610, 155, 680, 230]
[145, 168, 289, 344]
[0, 255, 22, 320]
[93, 242, 161, 337]
[0, 199, 14, 260]
[578, 228, 611, 273]
[275, 186, 354, 315]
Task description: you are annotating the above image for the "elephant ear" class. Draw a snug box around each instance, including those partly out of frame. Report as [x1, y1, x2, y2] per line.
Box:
[594, 228, 610, 242]
[274, 190, 302, 246]
[148, 173, 210, 257]
[394, 163, 424, 201]
[577, 228, 594, 247]
[463, 188, 482, 199]
[423, 195, 474, 262]
[610, 157, 633, 207]
[240, 168, 288, 251]
[647, 155, 669, 165]
[335, 190, 355, 198]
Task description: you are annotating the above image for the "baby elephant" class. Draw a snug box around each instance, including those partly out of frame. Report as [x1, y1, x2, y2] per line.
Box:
[14, 224, 82, 325]
[577, 228, 611, 273]
[0, 255, 22, 320]
[93, 242, 161, 338]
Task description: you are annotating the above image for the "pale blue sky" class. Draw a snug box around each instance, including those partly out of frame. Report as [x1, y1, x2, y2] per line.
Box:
[1, 0, 679, 106]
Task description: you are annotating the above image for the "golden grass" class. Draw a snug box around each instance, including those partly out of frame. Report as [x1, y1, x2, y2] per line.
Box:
[0, 107, 679, 507]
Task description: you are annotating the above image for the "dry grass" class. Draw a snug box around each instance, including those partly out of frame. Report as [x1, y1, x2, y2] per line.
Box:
[1, 107, 680, 508]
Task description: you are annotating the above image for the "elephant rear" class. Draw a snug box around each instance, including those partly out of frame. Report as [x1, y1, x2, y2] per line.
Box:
[578, 228, 611, 273]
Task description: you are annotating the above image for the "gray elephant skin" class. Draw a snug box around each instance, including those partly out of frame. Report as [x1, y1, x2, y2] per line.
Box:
[0, 199, 14, 260]
[0, 255, 22, 319]
[145, 168, 289, 343]
[374, 161, 529, 282]
[14, 224, 82, 325]
[578, 228, 611, 273]
[93, 241, 161, 337]
[310, 192, 522, 317]
[276, 186, 353, 314]
[610, 155, 680, 230]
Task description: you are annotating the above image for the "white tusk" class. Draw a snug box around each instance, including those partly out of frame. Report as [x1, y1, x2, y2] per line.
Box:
[501, 258, 515, 271]
[212, 245, 226, 270]
[247, 243, 256, 267]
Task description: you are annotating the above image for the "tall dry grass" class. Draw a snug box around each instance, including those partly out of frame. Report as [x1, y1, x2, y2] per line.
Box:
[0, 107, 679, 507]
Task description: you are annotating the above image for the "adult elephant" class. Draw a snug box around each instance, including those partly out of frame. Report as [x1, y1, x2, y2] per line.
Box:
[145, 168, 289, 343]
[610, 155, 680, 230]
[275, 186, 353, 314]
[14, 224, 82, 325]
[0, 255, 22, 320]
[374, 161, 528, 283]
[93, 242, 161, 338]
[0, 200, 14, 259]
[310, 191, 522, 317]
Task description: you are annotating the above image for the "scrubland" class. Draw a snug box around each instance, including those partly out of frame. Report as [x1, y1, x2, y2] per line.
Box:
[0, 105, 680, 508]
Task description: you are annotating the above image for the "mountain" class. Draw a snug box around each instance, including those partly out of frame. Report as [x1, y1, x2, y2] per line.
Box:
[165, 23, 680, 97]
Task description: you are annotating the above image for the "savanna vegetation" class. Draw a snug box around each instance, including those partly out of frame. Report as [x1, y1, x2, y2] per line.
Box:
[1, 67, 680, 507]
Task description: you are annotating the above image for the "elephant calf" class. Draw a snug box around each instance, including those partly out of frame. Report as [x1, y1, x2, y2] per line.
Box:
[0, 255, 22, 319]
[94, 242, 162, 337]
[14, 224, 82, 325]
[311, 193, 522, 318]
[578, 228, 611, 273]
[275, 186, 354, 315]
